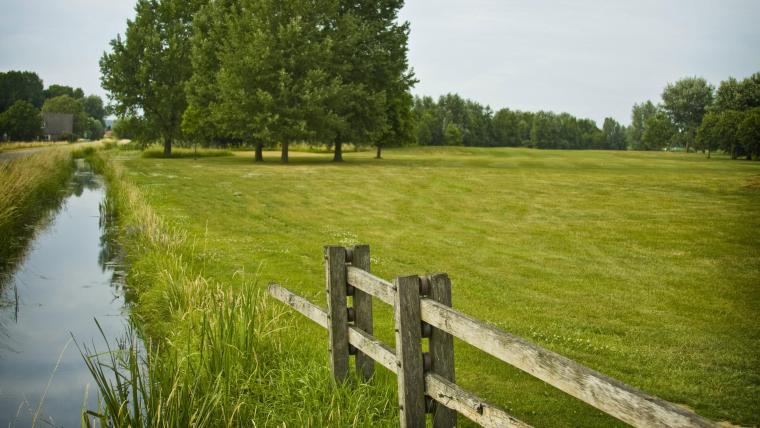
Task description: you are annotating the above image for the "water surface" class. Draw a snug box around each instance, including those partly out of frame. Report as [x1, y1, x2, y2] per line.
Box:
[0, 160, 127, 427]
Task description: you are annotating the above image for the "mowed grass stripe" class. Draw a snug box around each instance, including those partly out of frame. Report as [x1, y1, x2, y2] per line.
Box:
[116, 146, 760, 427]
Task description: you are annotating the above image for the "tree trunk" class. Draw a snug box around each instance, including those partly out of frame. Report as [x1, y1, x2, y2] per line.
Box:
[685, 141, 690, 153]
[731, 144, 737, 160]
[707, 148, 711, 159]
[747, 152, 752, 160]
[255, 142, 264, 162]
[163, 136, 172, 157]
[333, 141, 343, 162]
[281, 141, 289, 162]
[376, 145, 382, 159]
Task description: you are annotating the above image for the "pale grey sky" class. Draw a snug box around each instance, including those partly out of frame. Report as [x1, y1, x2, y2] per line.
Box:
[2, 0, 759, 125]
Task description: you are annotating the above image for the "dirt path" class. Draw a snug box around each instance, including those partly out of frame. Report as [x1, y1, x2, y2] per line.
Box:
[0, 148, 46, 161]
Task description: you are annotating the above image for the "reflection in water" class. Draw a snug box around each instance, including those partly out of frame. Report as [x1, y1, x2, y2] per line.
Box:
[0, 159, 129, 427]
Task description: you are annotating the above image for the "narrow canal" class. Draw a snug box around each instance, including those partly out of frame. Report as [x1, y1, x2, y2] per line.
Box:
[0, 159, 128, 427]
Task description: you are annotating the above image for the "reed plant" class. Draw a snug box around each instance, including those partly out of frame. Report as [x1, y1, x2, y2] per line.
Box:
[81, 154, 397, 426]
[0, 149, 73, 270]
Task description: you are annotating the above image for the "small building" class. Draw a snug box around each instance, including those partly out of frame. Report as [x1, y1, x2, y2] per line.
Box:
[42, 113, 74, 140]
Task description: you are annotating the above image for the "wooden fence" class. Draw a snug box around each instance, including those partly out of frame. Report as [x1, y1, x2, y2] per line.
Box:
[268, 245, 717, 428]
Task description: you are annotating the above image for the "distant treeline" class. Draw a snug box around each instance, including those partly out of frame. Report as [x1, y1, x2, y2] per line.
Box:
[627, 73, 760, 159]
[0, 70, 106, 141]
[412, 94, 625, 150]
[412, 73, 760, 159]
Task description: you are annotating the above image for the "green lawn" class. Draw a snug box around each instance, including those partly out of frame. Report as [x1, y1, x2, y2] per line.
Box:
[113, 147, 760, 427]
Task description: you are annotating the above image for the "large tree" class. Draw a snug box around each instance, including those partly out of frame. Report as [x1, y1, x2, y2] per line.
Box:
[305, 1, 417, 162]
[738, 108, 760, 160]
[661, 77, 714, 153]
[695, 112, 721, 158]
[373, 89, 414, 159]
[715, 110, 744, 159]
[183, 0, 243, 155]
[215, 0, 342, 162]
[0, 71, 44, 111]
[0, 100, 42, 141]
[101, 0, 202, 156]
[602, 117, 626, 150]
[628, 101, 658, 150]
[641, 112, 676, 151]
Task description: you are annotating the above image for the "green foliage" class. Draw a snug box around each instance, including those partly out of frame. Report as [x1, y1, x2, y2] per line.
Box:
[80, 95, 106, 123]
[413, 95, 609, 150]
[112, 116, 150, 141]
[211, 0, 345, 162]
[530, 111, 560, 149]
[713, 77, 743, 112]
[661, 77, 714, 151]
[182, 0, 236, 147]
[0, 70, 45, 111]
[602, 117, 626, 150]
[101, 0, 203, 156]
[42, 95, 89, 136]
[642, 112, 676, 151]
[183, 0, 414, 162]
[0, 100, 42, 140]
[443, 122, 463, 146]
[738, 108, 760, 159]
[714, 73, 760, 113]
[491, 108, 520, 147]
[43, 84, 84, 100]
[328, 0, 415, 160]
[696, 112, 721, 157]
[413, 94, 496, 147]
[627, 101, 659, 150]
[86, 116, 105, 140]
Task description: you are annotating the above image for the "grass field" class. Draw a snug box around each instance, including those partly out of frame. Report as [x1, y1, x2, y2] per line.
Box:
[108, 146, 760, 426]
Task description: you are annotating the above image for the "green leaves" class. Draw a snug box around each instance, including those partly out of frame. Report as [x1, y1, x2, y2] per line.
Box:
[101, 0, 201, 155]
[0, 100, 42, 140]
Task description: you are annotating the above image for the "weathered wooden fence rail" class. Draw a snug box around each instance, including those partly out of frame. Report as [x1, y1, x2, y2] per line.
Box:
[268, 245, 717, 428]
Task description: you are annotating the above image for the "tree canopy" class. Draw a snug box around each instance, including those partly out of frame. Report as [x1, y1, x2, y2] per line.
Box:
[661, 77, 714, 152]
[0, 71, 45, 111]
[0, 100, 42, 141]
[101, 0, 203, 156]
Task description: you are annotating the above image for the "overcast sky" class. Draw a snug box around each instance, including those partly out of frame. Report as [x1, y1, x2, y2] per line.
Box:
[1, 0, 759, 125]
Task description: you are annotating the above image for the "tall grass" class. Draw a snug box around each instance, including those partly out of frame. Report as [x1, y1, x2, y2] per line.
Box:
[0, 141, 69, 152]
[81, 154, 397, 426]
[0, 149, 74, 271]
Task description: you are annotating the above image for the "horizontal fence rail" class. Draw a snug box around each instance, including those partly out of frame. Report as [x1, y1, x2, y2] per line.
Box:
[268, 245, 717, 428]
[269, 284, 528, 428]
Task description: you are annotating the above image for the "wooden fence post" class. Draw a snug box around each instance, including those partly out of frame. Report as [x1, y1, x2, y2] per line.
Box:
[325, 246, 349, 381]
[394, 275, 426, 428]
[428, 273, 457, 428]
[351, 244, 374, 381]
